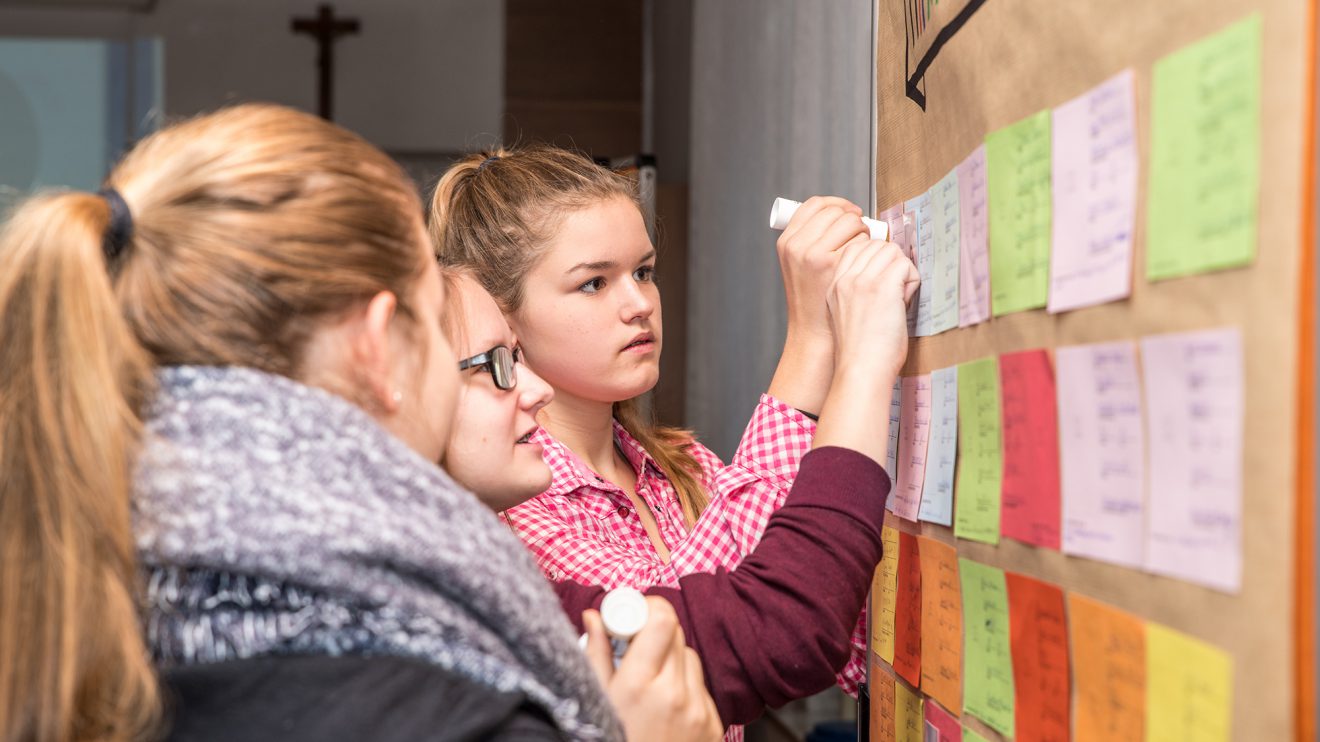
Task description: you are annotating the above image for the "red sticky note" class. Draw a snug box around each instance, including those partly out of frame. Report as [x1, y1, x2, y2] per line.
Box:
[925, 701, 962, 741]
[1005, 573, 1070, 742]
[999, 349, 1062, 548]
[893, 531, 923, 687]
[871, 657, 898, 742]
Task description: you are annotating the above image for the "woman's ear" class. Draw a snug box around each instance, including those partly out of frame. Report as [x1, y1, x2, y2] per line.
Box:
[356, 290, 401, 413]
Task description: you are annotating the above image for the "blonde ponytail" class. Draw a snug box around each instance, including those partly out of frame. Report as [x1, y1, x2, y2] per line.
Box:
[1, 102, 434, 742]
[0, 192, 158, 742]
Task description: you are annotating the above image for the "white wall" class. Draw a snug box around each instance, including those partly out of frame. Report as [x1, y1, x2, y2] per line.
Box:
[0, 0, 502, 153]
[687, 0, 875, 458]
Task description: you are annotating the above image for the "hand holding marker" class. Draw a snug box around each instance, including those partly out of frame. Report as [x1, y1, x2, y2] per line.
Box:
[769, 197, 890, 240]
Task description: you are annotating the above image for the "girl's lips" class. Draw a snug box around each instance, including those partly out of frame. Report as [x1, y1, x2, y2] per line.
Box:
[622, 332, 655, 352]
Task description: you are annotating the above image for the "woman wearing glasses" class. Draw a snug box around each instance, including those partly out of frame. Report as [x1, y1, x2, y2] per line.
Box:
[429, 146, 908, 739]
[438, 239, 915, 728]
[0, 104, 721, 742]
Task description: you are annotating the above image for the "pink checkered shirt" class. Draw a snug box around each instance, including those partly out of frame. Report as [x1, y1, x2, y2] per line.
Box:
[501, 394, 868, 739]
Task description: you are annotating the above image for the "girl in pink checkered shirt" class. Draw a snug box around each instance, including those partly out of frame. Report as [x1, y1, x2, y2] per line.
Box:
[430, 146, 908, 739]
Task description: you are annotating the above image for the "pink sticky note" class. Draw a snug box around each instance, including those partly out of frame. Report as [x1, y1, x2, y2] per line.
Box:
[880, 202, 920, 339]
[1056, 341, 1145, 568]
[999, 350, 1062, 549]
[892, 375, 933, 521]
[1141, 327, 1244, 593]
[925, 701, 962, 741]
[1048, 70, 1139, 313]
[957, 145, 991, 327]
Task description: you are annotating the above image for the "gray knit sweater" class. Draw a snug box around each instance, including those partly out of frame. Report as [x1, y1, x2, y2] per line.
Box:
[133, 366, 620, 741]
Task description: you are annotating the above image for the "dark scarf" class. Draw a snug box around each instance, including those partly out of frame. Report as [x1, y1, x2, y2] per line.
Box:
[133, 366, 620, 741]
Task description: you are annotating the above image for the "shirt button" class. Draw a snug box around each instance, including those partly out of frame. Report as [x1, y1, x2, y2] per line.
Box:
[616, 505, 630, 517]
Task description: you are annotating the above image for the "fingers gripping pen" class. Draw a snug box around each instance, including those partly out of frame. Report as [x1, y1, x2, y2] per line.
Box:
[579, 587, 649, 666]
[769, 197, 890, 240]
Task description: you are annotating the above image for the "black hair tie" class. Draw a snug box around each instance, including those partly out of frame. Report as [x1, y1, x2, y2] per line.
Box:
[98, 188, 134, 261]
[475, 154, 500, 173]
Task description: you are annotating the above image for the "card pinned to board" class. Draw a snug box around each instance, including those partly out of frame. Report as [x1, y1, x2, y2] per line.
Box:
[893, 375, 933, 521]
[998, 349, 1062, 549]
[872, 525, 901, 664]
[1141, 327, 1244, 592]
[1069, 593, 1145, 742]
[958, 559, 1014, 737]
[924, 702, 961, 741]
[1005, 573, 1070, 742]
[1145, 623, 1233, 742]
[893, 531, 924, 687]
[957, 145, 992, 327]
[919, 366, 959, 526]
[1147, 14, 1261, 280]
[929, 167, 962, 334]
[1048, 69, 1138, 312]
[954, 358, 1003, 544]
[918, 537, 963, 713]
[871, 661, 898, 742]
[1056, 341, 1146, 568]
[986, 110, 1051, 315]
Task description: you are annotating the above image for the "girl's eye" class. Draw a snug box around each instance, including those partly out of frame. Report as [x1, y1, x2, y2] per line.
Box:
[578, 277, 605, 294]
[512, 346, 525, 364]
[633, 265, 656, 283]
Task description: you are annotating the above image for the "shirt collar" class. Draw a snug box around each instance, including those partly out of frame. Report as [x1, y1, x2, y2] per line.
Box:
[533, 421, 665, 498]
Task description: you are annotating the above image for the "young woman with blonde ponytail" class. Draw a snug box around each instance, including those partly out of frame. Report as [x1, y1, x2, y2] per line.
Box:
[429, 146, 892, 738]
[0, 104, 721, 742]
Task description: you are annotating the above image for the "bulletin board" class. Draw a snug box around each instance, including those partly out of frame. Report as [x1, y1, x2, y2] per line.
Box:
[867, 0, 1316, 739]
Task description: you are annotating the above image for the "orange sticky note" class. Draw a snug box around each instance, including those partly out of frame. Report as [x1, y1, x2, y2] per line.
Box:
[1069, 593, 1145, 742]
[919, 537, 963, 712]
[1005, 573, 1070, 742]
[871, 657, 898, 742]
[893, 531, 923, 687]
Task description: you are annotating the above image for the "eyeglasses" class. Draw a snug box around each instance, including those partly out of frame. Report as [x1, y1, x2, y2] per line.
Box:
[457, 345, 522, 391]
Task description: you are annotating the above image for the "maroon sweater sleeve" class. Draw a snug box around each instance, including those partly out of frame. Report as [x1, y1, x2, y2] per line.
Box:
[552, 445, 890, 727]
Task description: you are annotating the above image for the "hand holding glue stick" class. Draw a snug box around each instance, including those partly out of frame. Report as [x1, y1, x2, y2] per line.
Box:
[770, 197, 889, 240]
[578, 586, 649, 664]
[582, 589, 722, 742]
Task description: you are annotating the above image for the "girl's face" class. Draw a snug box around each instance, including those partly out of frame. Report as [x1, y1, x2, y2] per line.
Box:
[508, 195, 662, 406]
[443, 275, 556, 511]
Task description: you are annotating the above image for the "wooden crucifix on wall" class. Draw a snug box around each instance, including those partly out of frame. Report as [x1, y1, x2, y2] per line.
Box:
[291, 4, 360, 120]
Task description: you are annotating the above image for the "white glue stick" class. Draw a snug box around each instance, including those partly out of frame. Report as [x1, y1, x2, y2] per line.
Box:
[769, 197, 889, 240]
[578, 587, 649, 666]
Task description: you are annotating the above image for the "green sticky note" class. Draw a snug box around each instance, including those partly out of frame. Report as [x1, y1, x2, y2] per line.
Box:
[959, 559, 1015, 737]
[1147, 13, 1261, 280]
[986, 109, 1051, 315]
[954, 357, 1002, 544]
[962, 726, 993, 742]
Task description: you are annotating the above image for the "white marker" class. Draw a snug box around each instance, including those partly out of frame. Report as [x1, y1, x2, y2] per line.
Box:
[578, 587, 649, 665]
[769, 197, 889, 240]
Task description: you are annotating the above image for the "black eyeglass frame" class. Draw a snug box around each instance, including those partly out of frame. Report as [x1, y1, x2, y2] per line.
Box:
[457, 345, 520, 391]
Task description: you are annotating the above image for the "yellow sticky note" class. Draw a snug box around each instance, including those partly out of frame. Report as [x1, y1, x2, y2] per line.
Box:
[1146, 623, 1233, 742]
[895, 680, 924, 742]
[872, 525, 900, 663]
